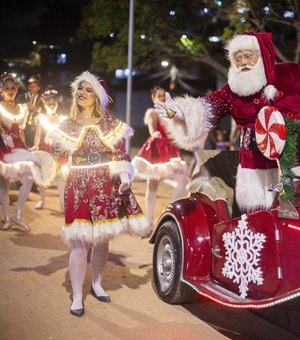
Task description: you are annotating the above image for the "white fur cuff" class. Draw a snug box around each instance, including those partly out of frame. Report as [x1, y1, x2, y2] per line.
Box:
[235, 165, 278, 213]
[163, 96, 210, 150]
[109, 160, 134, 180]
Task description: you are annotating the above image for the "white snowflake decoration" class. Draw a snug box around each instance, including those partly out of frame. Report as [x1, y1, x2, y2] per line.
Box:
[222, 214, 266, 299]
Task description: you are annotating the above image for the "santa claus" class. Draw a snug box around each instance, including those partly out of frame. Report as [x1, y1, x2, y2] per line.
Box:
[155, 32, 300, 213]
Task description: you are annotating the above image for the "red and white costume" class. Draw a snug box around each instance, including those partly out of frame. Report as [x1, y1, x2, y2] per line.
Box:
[46, 114, 151, 245]
[160, 32, 300, 212]
[132, 108, 186, 179]
[0, 104, 56, 185]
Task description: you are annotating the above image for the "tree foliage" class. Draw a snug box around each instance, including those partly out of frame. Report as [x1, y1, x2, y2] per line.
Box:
[78, 0, 300, 78]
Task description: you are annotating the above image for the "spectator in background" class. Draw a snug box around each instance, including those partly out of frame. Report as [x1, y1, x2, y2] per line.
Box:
[17, 74, 42, 147]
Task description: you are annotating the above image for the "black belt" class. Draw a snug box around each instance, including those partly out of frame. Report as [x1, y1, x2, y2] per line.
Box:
[240, 128, 259, 151]
[72, 152, 110, 166]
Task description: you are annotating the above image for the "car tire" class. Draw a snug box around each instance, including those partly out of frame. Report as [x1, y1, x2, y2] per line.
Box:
[153, 220, 195, 304]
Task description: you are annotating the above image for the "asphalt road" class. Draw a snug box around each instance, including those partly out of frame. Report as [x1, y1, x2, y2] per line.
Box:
[0, 176, 299, 340]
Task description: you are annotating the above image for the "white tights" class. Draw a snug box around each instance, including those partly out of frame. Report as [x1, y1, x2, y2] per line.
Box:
[69, 240, 109, 310]
[0, 172, 33, 221]
[38, 176, 65, 211]
[145, 171, 189, 224]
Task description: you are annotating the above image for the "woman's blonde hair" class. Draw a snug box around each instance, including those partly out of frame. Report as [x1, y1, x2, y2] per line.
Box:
[70, 92, 106, 119]
[70, 71, 112, 118]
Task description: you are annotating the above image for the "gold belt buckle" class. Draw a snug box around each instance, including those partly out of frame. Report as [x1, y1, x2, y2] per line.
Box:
[87, 152, 101, 164]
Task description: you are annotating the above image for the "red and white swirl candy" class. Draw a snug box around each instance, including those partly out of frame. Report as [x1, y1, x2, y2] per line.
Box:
[255, 106, 286, 160]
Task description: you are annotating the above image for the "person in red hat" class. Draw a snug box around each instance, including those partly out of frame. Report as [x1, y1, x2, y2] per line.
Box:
[155, 32, 300, 213]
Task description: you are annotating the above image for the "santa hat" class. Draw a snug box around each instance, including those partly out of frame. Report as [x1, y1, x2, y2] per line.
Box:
[70, 71, 111, 110]
[225, 32, 278, 102]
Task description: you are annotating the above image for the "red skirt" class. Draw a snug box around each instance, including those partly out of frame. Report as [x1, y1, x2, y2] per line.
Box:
[132, 135, 186, 179]
[62, 164, 151, 245]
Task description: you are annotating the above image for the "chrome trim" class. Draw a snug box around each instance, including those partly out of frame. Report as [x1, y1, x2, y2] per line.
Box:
[212, 245, 222, 258]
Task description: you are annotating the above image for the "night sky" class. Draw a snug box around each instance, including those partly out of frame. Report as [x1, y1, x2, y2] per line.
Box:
[0, 0, 88, 58]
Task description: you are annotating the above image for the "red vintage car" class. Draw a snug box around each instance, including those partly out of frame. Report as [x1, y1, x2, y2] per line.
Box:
[150, 150, 300, 309]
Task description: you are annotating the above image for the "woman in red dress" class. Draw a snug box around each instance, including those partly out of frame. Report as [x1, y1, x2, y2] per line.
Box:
[46, 71, 151, 317]
[132, 86, 189, 231]
[0, 73, 56, 232]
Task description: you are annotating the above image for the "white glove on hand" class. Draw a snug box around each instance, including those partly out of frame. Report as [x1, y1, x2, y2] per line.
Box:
[1, 133, 14, 148]
[119, 172, 131, 194]
[154, 92, 184, 120]
[152, 131, 161, 139]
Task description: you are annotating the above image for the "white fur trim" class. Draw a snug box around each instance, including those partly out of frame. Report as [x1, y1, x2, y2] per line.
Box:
[1, 149, 56, 185]
[31, 151, 57, 187]
[0, 161, 33, 180]
[132, 156, 187, 180]
[2, 149, 36, 179]
[104, 122, 134, 151]
[0, 104, 28, 129]
[71, 71, 112, 110]
[163, 96, 210, 150]
[235, 165, 278, 213]
[262, 85, 278, 102]
[61, 215, 152, 246]
[45, 130, 78, 154]
[144, 108, 157, 125]
[109, 160, 134, 180]
[225, 34, 260, 61]
[4, 148, 40, 164]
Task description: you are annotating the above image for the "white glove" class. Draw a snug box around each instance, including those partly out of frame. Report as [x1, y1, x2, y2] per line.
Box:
[154, 92, 184, 120]
[152, 131, 161, 139]
[119, 172, 131, 194]
[1, 133, 14, 148]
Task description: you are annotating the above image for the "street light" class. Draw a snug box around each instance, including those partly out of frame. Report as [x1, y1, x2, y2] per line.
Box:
[126, 0, 134, 153]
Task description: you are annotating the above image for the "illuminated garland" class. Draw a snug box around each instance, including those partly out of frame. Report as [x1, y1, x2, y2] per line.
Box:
[279, 118, 300, 204]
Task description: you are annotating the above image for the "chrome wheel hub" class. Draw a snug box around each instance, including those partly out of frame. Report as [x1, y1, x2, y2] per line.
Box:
[156, 235, 176, 292]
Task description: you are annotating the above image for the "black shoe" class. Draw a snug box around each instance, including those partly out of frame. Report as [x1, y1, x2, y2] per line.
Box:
[70, 302, 85, 317]
[90, 286, 111, 303]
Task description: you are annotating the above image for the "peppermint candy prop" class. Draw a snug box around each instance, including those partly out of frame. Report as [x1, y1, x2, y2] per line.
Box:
[255, 106, 286, 160]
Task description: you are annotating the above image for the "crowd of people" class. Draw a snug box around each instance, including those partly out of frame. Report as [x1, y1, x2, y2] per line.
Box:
[1, 30, 299, 317]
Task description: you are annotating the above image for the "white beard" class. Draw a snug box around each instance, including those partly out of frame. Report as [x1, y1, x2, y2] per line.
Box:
[228, 57, 267, 97]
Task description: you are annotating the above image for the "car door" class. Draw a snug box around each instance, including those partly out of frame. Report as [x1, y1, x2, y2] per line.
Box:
[211, 211, 281, 299]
